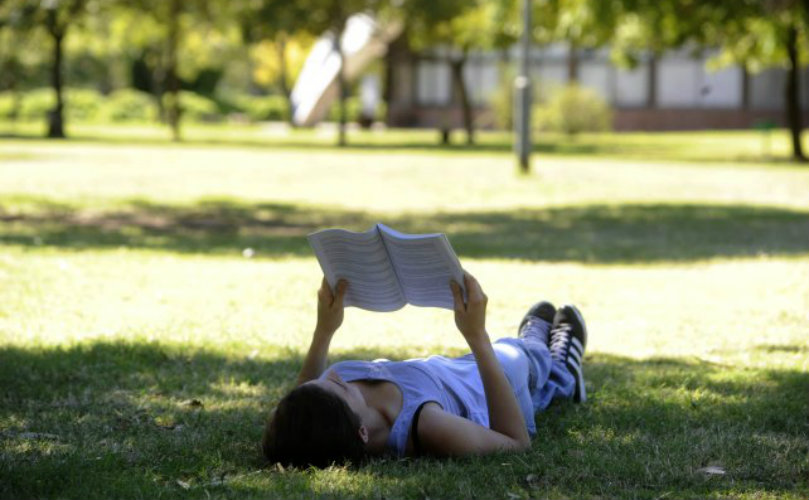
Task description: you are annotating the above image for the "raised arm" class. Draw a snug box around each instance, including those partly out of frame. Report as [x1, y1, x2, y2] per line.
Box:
[415, 272, 530, 456]
[295, 277, 348, 386]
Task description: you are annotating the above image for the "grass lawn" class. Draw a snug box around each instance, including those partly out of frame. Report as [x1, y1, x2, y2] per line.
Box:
[1, 124, 808, 499]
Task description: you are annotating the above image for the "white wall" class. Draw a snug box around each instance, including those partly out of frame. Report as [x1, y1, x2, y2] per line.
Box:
[699, 66, 742, 107]
[750, 69, 784, 110]
[579, 62, 611, 99]
[416, 61, 451, 105]
[614, 66, 648, 107]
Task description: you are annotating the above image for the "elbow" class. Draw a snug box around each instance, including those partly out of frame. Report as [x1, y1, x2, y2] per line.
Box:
[513, 436, 531, 452]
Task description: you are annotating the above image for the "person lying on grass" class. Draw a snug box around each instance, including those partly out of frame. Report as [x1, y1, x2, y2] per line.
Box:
[262, 271, 587, 467]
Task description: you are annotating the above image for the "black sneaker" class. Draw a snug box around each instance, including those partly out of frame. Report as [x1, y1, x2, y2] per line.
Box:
[518, 301, 556, 338]
[550, 304, 588, 403]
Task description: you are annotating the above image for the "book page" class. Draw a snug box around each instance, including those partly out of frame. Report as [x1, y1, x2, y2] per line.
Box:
[308, 227, 406, 312]
[377, 224, 465, 309]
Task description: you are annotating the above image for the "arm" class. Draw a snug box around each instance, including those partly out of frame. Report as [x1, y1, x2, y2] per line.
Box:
[295, 277, 348, 386]
[418, 273, 530, 456]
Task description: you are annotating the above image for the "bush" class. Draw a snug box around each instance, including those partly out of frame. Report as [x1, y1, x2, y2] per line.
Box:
[5, 87, 106, 121]
[489, 69, 542, 131]
[232, 94, 288, 122]
[533, 84, 612, 135]
[0, 92, 19, 119]
[18, 88, 55, 121]
[327, 96, 361, 123]
[176, 91, 222, 122]
[101, 89, 157, 122]
[327, 96, 386, 124]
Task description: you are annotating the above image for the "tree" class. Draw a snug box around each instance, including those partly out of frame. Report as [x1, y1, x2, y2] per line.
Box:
[237, 0, 311, 125]
[0, 0, 87, 138]
[710, 0, 808, 162]
[121, 0, 238, 141]
[613, 0, 808, 162]
[281, 0, 394, 146]
[402, 0, 506, 145]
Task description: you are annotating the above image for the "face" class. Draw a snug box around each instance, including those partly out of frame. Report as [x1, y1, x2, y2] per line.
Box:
[307, 369, 368, 416]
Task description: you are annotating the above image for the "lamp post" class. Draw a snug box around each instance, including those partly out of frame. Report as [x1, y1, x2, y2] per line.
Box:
[514, 0, 532, 173]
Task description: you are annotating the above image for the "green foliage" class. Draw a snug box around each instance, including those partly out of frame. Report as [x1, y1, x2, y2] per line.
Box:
[0, 92, 20, 118]
[5, 88, 105, 121]
[63, 88, 105, 121]
[231, 94, 289, 122]
[326, 97, 387, 124]
[175, 90, 221, 122]
[533, 84, 612, 135]
[17, 88, 55, 120]
[489, 67, 544, 131]
[0, 88, 230, 123]
[101, 89, 158, 122]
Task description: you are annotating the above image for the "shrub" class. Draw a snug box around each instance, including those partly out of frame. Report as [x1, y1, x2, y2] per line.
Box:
[64, 88, 105, 121]
[327, 96, 386, 124]
[533, 84, 612, 135]
[101, 89, 158, 122]
[176, 91, 222, 122]
[232, 94, 289, 122]
[489, 69, 543, 131]
[18, 88, 55, 120]
[327, 96, 361, 123]
[0, 92, 19, 119]
[7, 87, 106, 121]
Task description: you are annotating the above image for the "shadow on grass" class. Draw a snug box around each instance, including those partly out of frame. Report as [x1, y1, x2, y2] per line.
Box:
[1, 341, 807, 499]
[2, 196, 809, 262]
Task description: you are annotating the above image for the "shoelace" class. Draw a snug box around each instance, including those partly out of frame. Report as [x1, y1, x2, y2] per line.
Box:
[549, 323, 573, 362]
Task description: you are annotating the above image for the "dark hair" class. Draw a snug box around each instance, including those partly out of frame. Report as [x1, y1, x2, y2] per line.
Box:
[262, 384, 368, 468]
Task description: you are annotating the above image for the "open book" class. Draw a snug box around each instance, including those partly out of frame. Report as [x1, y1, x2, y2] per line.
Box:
[307, 223, 465, 312]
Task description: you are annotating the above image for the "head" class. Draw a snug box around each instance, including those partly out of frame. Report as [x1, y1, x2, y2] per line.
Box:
[262, 371, 369, 468]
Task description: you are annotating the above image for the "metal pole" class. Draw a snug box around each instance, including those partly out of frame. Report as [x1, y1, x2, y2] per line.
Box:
[514, 0, 532, 173]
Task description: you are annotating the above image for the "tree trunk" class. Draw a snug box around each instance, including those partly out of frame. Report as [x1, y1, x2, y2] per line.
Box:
[47, 24, 66, 138]
[567, 42, 579, 83]
[785, 24, 806, 162]
[646, 53, 657, 109]
[334, 23, 347, 147]
[741, 63, 750, 111]
[276, 33, 294, 126]
[450, 52, 474, 145]
[165, 0, 182, 142]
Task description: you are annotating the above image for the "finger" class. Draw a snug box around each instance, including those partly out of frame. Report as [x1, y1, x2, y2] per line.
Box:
[334, 280, 348, 306]
[463, 273, 483, 300]
[320, 277, 334, 303]
[449, 280, 465, 311]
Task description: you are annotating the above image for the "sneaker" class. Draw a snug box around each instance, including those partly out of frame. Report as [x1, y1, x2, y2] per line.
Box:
[518, 301, 556, 338]
[550, 304, 588, 403]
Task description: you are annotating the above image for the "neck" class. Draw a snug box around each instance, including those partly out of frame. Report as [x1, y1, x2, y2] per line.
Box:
[354, 382, 397, 455]
[359, 406, 391, 454]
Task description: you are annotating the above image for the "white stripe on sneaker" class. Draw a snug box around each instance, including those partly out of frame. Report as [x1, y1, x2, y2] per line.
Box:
[568, 346, 582, 365]
[571, 337, 584, 357]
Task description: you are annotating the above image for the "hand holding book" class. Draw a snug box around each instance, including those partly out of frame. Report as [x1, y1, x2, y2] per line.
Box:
[307, 223, 466, 312]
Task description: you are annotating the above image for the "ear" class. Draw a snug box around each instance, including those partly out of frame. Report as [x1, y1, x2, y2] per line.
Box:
[357, 425, 369, 444]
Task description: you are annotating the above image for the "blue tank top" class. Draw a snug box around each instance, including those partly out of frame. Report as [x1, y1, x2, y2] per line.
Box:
[321, 340, 536, 457]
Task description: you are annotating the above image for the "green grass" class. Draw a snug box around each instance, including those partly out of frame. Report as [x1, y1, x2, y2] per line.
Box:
[1, 127, 808, 499]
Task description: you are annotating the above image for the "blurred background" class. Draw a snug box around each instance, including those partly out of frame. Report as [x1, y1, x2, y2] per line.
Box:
[0, 0, 807, 160]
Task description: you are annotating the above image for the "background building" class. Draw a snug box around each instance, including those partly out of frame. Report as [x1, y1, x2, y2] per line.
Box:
[386, 42, 809, 131]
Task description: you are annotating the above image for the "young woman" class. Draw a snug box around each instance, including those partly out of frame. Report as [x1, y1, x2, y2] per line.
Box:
[262, 272, 587, 467]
